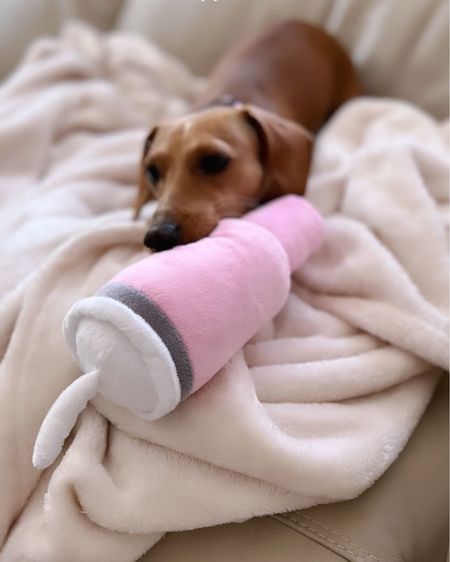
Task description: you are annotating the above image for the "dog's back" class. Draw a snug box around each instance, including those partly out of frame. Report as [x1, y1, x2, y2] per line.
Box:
[198, 21, 362, 132]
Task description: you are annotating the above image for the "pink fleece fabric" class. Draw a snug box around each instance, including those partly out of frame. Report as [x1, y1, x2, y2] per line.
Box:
[111, 196, 324, 393]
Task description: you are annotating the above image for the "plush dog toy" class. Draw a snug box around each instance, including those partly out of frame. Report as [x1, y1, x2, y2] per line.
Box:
[33, 195, 324, 469]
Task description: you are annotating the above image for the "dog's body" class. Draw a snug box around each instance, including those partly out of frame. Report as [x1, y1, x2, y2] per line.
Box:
[134, 21, 362, 251]
[196, 20, 361, 132]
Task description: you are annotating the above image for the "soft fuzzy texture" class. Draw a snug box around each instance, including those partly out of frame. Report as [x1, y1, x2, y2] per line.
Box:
[0, 23, 448, 562]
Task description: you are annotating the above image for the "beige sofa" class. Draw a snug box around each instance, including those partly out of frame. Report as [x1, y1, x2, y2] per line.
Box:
[0, 1, 447, 560]
[0, 0, 448, 119]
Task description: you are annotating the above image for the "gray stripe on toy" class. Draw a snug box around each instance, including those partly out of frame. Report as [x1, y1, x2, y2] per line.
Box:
[98, 283, 193, 398]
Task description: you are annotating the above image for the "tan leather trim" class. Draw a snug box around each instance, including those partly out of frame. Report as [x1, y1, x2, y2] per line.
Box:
[145, 513, 351, 561]
[272, 512, 381, 562]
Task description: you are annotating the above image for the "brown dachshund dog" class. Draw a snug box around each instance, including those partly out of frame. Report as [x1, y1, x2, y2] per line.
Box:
[134, 21, 362, 251]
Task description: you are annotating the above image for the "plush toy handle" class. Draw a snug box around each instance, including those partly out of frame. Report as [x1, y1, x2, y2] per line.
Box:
[244, 195, 324, 271]
[32, 370, 99, 469]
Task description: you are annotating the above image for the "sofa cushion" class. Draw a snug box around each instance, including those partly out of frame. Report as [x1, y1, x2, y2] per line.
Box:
[118, 0, 449, 119]
[0, 0, 447, 118]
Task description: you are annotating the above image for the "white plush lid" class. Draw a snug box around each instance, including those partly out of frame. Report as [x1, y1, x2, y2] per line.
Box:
[32, 296, 181, 469]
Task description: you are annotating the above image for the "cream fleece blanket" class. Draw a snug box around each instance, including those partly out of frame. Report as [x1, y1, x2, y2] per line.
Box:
[0, 24, 448, 562]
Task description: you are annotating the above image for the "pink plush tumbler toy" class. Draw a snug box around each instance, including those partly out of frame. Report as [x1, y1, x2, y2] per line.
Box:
[33, 195, 323, 469]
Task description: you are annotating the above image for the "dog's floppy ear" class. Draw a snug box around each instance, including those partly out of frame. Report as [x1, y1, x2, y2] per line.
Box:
[133, 127, 158, 220]
[242, 106, 313, 201]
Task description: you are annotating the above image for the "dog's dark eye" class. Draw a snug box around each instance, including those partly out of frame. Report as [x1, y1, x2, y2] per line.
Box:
[198, 153, 230, 175]
[146, 164, 161, 184]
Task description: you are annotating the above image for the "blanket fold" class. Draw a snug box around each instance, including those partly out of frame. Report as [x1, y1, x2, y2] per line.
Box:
[0, 23, 448, 562]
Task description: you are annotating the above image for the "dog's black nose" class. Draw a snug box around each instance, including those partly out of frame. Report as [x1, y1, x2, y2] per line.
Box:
[143, 222, 181, 252]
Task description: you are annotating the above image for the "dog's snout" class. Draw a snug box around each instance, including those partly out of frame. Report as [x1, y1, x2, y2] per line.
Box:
[143, 222, 181, 252]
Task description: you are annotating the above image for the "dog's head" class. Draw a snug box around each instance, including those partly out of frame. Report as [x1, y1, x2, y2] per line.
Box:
[134, 104, 313, 251]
